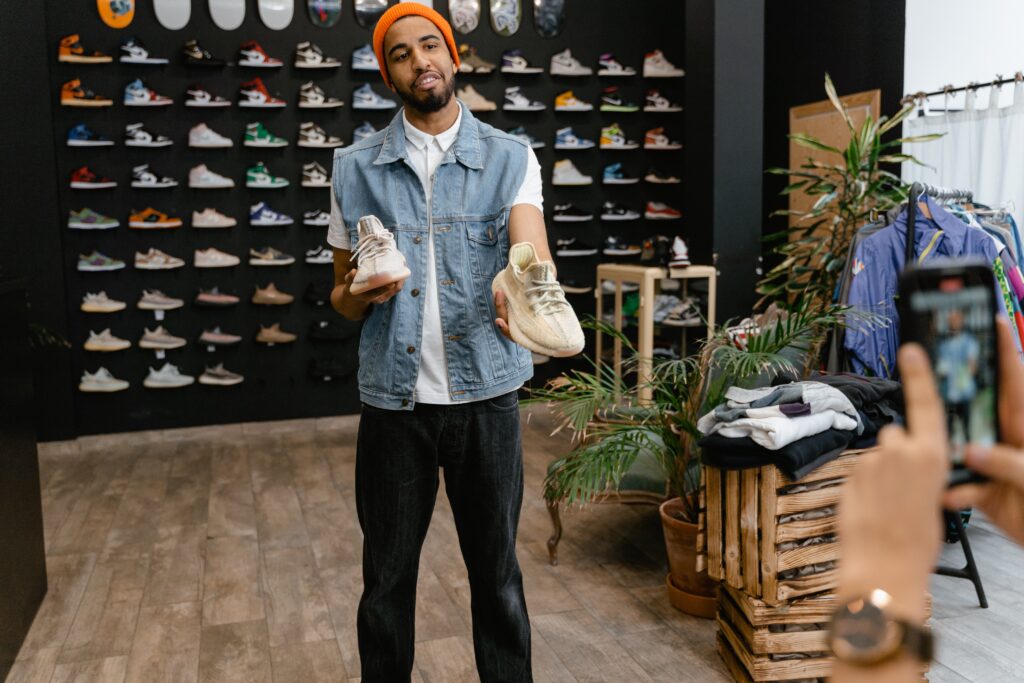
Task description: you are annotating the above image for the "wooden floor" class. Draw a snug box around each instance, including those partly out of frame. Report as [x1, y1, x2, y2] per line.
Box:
[9, 408, 1024, 682]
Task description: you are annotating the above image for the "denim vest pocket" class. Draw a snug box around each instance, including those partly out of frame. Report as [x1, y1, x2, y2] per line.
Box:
[466, 218, 502, 278]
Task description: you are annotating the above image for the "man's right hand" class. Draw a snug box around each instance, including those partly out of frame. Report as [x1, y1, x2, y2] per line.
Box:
[343, 268, 405, 305]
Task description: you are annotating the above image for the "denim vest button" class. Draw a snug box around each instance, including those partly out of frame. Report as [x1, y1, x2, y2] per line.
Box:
[411, 289, 420, 297]
[413, 236, 423, 244]
[401, 399, 410, 407]
[407, 345, 415, 353]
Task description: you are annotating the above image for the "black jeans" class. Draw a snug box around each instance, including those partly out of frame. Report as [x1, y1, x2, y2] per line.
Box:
[355, 391, 533, 683]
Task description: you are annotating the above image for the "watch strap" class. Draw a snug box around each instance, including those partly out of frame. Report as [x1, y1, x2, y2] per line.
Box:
[899, 619, 934, 663]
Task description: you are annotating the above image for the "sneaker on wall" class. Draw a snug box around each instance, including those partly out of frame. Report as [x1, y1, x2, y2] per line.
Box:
[140, 326, 187, 350]
[61, 79, 112, 107]
[67, 123, 113, 147]
[561, 280, 594, 294]
[129, 207, 182, 229]
[641, 234, 672, 264]
[58, 34, 112, 63]
[138, 289, 184, 310]
[603, 235, 641, 256]
[501, 48, 543, 74]
[194, 248, 241, 268]
[131, 164, 178, 189]
[458, 44, 496, 74]
[195, 287, 240, 307]
[200, 364, 245, 386]
[554, 126, 595, 150]
[144, 364, 195, 389]
[298, 122, 344, 148]
[603, 162, 639, 185]
[667, 236, 691, 267]
[305, 246, 333, 264]
[553, 90, 592, 112]
[124, 78, 172, 106]
[78, 251, 125, 272]
[238, 40, 283, 68]
[252, 282, 294, 305]
[135, 248, 185, 270]
[555, 237, 598, 256]
[183, 39, 225, 67]
[249, 247, 296, 266]
[303, 209, 330, 226]
[81, 292, 126, 313]
[250, 202, 294, 226]
[69, 208, 118, 230]
[644, 168, 681, 184]
[506, 126, 545, 149]
[120, 36, 167, 65]
[244, 121, 288, 148]
[351, 43, 379, 72]
[644, 127, 682, 150]
[352, 121, 378, 143]
[189, 164, 235, 189]
[643, 49, 685, 78]
[349, 215, 410, 294]
[189, 123, 233, 148]
[552, 159, 592, 186]
[295, 41, 341, 68]
[302, 162, 330, 188]
[600, 123, 639, 150]
[352, 83, 396, 110]
[644, 89, 683, 112]
[192, 208, 236, 228]
[124, 122, 173, 147]
[552, 204, 593, 222]
[239, 78, 287, 108]
[70, 166, 117, 189]
[298, 81, 344, 109]
[256, 323, 297, 344]
[549, 49, 592, 76]
[504, 86, 545, 111]
[645, 201, 682, 220]
[597, 52, 636, 77]
[199, 327, 242, 346]
[600, 201, 640, 221]
[186, 84, 231, 107]
[600, 86, 639, 112]
[80, 367, 130, 393]
[457, 85, 497, 112]
[84, 329, 131, 352]
[246, 162, 289, 189]
[491, 242, 584, 357]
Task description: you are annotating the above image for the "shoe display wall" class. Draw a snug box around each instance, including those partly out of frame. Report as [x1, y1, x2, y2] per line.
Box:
[47, 0, 685, 433]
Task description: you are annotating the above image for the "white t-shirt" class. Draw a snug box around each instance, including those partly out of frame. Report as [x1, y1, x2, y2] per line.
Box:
[327, 107, 543, 404]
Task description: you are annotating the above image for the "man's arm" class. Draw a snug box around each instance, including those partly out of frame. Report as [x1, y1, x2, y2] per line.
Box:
[508, 203, 554, 269]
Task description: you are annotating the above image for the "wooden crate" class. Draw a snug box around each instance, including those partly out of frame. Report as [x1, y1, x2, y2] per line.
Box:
[697, 448, 875, 605]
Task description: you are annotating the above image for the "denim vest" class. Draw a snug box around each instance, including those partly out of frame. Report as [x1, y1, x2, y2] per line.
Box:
[332, 103, 534, 409]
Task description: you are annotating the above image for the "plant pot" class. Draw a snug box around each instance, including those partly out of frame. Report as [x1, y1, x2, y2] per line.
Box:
[660, 497, 718, 619]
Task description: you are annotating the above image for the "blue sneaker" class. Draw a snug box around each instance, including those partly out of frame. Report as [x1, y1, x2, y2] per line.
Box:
[67, 123, 113, 147]
[352, 121, 378, 143]
[507, 126, 545, 149]
[249, 201, 293, 226]
[554, 126, 595, 150]
[603, 162, 639, 185]
[123, 78, 172, 106]
[351, 44, 379, 72]
[500, 49, 543, 74]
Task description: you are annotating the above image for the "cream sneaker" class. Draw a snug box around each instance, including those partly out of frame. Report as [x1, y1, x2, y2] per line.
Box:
[350, 215, 411, 295]
[491, 242, 584, 357]
[457, 85, 497, 112]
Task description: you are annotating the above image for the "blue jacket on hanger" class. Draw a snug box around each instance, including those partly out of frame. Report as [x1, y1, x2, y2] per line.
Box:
[845, 196, 1005, 377]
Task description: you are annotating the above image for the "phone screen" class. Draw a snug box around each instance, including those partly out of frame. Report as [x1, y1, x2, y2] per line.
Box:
[899, 264, 998, 484]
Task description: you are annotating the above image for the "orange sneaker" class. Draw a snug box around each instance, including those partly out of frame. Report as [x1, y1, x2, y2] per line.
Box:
[129, 207, 182, 229]
[61, 79, 113, 107]
[58, 34, 112, 64]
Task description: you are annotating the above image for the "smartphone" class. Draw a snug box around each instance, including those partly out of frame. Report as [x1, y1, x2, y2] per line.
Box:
[898, 260, 998, 486]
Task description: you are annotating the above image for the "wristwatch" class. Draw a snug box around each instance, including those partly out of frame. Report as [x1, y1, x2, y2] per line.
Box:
[828, 589, 933, 666]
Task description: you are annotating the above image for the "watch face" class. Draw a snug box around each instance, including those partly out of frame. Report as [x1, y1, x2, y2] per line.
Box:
[830, 598, 903, 664]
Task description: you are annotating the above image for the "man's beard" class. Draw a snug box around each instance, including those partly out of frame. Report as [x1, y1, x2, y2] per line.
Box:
[397, 72, 455, 114]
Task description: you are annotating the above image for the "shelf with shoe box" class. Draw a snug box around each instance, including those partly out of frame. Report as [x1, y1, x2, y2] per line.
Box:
[44, 0, 686, 434]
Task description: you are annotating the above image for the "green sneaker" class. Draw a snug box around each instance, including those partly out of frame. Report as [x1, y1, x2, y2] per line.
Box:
[68, 207, 119, 230]
[245, 161, 289, 189]
[244, 122, 288, 148]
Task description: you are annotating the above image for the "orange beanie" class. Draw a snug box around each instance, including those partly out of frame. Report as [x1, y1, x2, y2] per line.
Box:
[372, 4, 461, 88]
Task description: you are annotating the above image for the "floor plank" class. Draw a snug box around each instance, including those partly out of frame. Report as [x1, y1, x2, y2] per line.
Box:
[203, 536, 264, 627]
[124, 601, 201, 683]
[198, 619, 272, 683]
[270, 640, 348, 682]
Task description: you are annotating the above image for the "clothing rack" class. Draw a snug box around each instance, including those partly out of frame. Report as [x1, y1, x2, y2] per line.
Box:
[904, 182, 975, 264]
[901, 72, 1024, 106]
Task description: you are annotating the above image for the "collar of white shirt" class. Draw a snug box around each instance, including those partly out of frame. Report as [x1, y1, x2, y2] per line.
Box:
[402, 105, 462, 153]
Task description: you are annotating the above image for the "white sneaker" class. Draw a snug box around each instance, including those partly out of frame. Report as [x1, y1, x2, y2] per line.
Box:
[79, 367, 129, 392]
[303, 209, 330, 226]
[503, 86, 545, 111]
[297, 122, 344, 148]
[185, 85, 231, 108]
[501, 49, 543, 74]
[194, 248, 240, 268]
[305, 246, 334, 264]
[302, 162, 330, 188]
[81, 291, 126, 313]
[549, 49, 592, 76]
[552, 159, 592, 186]
[189, 164, 235, 189]
[554, 126, 595, 150]
[84, 328, 131, 352]
[491, 242, 584, 357]
[457, 85, 497, 112]
[144, 363, 195, 389]
[597, 52, 636, 77]
[189, 123, 233, 148]
[139, 325, 186, 349]
[295, 41, 341, 68]
[668, 236, 691, 267]
[135, 248, 185, 270]
[124, 122, 172, 147]
[298, 81, 344, 108]
[352, 83, 396, 110]
[192, 208, 236, 228]
[138, 289, 184, 310]
[644, 89, 683, 112]
[350, 215, 411, 295]
[643, 49, 685, 78]
[131, 164, 177, 189]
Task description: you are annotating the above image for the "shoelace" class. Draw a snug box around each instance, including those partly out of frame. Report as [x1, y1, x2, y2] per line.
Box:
[526, 274, 570, 316]
[352, 231, 396, 265]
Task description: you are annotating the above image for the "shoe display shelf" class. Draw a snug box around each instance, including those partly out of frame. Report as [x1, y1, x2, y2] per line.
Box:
[594, 263, 716, 403]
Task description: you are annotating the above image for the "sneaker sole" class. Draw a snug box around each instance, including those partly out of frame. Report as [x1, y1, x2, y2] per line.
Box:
[196, 299, 240, 306]
[124, 100, 172, 107]
[238, 102, 287, 108]
[251, 298, 293, 305]
[297, 141, 344, 148]
[295, 63, 342, 69]
[556, 249, 598, 256]
[79, 382, 129, 392]
[78, 264, 125, 271]
[603, 249, 642, 256]
[561, 286, 593, 294]
[125, 141, 174, 147]
[349, 268, 411, 295]
[59, 55, 113, 63]
[246, 182, 289, 189]
[600, 106, 639, 112]
[552, 216, 593, 222]
[249, 259, 296, 266]
[131, 182, 178, 189]
[600, 144, 639, 150]
[597, 70, 636, 77]
[144, 379, 195, 388]
[139, 340, 187, 349]
[603, 178, 639, 185]
[69, 221, 119, 229]
[244, 141, 289, 147]
[67, 140, 114, 147]
[135, 263, 185, 270]
[238, 62, 282, 68]
[305, 259, 333, 265]
[130, 221, 183, 228]
[195, 261, 240, 268]
[550, 68, 592, 76]
[81, 304, 126, 313]
[62, 99, 113, 107]
[121, 58, 169, 64]
[303, 220, 330, 227]
[645, 213, 681, 220]
[352, 104, 397, 110]
[193, 222, 237, 228]
[644, 144, 683, 150]
[71, 182, 117, 189]
[491, 270, 584, 358]
[500, 67, 544, 74]
[503, 105, 545, 111]
[138, 302, 184, 311]
[645, 178, 681, 184]
[251, 220, 294, 226]
[552, 180, 593, 186]
[554, 105, 592, 111]
[301, 181, 330, 188]
[643, 72, 685, 78]
[84, 342, 131, 352]
[186, 102, 232, 107]
[600, 215, 640, 221]
[299, 102, 345, 108]
[644, 106, 683, 112]
[199, 375, 244, 386]
[190, 182, 236, 189]
[554, 144, 595, 150]
[191, 142, 234, 148]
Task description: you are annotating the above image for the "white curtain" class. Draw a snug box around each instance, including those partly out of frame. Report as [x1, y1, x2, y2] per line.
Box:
[902, 82, 1024, 228]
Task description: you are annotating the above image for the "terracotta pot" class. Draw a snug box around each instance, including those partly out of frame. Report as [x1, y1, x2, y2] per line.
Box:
[660, 497, 718, 619]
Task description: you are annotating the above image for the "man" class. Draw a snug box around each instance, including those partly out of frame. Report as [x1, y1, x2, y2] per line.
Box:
[326, 5, 549, 681]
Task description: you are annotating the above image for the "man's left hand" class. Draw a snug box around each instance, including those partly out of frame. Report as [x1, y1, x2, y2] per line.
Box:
[494, 290, 513, 341]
